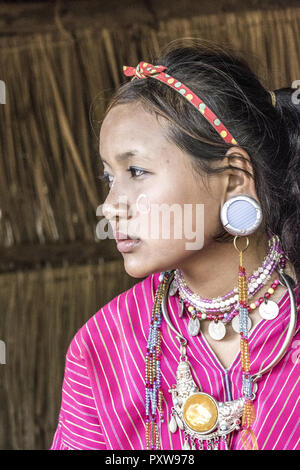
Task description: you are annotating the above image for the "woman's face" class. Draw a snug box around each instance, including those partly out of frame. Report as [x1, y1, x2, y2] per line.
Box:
[99, 102, 227, 278]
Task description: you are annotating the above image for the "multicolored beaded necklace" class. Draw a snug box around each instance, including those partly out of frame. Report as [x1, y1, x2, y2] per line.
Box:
[173, 234, 286, 339]
[145, 234, 287, 450]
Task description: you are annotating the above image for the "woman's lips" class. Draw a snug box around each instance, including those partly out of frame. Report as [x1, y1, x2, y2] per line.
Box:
[116, 239, 141, 253]
[114, 232, 141, 253]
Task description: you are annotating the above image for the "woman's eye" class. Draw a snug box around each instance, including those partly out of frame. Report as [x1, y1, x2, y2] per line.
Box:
[127, 167, 147, 178]
[98, 172, 113, 186]
[98, 167, 148, 187]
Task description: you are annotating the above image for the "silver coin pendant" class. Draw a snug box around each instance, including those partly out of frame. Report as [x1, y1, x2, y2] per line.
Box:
[259, 300, 279, 320]
[231, 315, 252, 334]
[208, 321, 226, 341]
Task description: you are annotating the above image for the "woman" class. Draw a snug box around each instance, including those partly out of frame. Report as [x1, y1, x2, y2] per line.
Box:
[50, 39, 300, 450]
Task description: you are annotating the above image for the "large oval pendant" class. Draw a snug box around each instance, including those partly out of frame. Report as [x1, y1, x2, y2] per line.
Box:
[182, 392, 219, 433]
[208, 321, 226, 340]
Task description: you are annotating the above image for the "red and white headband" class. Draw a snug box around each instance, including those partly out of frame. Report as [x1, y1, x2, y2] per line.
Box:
[123, 61, 239, 146]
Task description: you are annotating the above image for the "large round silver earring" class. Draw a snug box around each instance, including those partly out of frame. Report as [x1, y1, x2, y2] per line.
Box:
[220, 195, 263, 237]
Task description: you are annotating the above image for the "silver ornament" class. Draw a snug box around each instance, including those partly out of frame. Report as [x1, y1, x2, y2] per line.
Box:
[208, 321, 226, 340]
[175, 414, 184, 430]
[169, 279, 178, 296]
[259, 300, 279, 320]
[232, 315, 252, 334]
[187, 316, 200, 336]
[169, 414, 177, 433]
[177, 299, 184, 318]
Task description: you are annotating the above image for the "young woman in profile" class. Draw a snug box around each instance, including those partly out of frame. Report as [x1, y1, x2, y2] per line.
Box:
[50, 39, 300, 451]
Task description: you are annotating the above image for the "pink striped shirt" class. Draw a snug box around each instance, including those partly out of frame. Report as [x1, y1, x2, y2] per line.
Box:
[50, 272, 300, 450]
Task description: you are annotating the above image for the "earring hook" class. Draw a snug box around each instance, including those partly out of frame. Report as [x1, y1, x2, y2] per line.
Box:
[233, 235, 249, 254]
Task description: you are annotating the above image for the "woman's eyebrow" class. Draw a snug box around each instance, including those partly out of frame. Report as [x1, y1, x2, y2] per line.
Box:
[100, 150, 148, 166]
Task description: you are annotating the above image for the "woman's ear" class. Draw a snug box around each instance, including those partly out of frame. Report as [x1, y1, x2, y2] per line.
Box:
[221, 146, 258, 204]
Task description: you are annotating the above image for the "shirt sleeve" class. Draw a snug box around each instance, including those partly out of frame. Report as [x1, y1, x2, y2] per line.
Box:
[50, 332, 107, 450]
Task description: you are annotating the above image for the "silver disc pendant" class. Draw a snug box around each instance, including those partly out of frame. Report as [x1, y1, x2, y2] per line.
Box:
[231, 315, 252, 334]
[187, 316, 201, 336]
[259, 300, 279, 320]
[208, 321, 226, 341]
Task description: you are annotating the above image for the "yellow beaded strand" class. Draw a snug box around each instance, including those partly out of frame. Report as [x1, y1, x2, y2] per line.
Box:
[235, 239, 258, 450]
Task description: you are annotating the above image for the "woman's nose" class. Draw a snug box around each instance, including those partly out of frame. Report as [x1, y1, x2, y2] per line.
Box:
[101, 194, 130, 221]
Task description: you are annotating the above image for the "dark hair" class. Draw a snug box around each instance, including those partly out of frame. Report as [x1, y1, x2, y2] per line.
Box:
[104, 38, 300, 286]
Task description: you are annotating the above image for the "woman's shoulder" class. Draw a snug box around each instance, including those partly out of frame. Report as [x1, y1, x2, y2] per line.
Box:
[67, 271, 162, 361]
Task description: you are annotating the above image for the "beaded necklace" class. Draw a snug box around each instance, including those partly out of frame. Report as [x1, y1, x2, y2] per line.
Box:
[145, 242, 295, 450]
[173, 234, 286, 339]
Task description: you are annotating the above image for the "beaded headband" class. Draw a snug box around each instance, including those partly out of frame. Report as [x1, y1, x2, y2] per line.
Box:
[123, 61, 239, 146]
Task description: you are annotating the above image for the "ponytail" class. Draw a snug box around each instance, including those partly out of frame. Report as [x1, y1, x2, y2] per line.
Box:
[273, 87, 300, 284]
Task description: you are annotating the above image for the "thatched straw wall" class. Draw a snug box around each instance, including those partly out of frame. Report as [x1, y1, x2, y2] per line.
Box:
[0, 262, 136, 449]
[0, 2, 300, 449]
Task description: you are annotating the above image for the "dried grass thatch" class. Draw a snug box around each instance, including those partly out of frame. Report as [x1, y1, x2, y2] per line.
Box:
[0, 5, 300, 449]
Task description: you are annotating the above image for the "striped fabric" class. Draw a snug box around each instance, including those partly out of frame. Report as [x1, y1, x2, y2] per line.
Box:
[50, 272, 300, 450]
